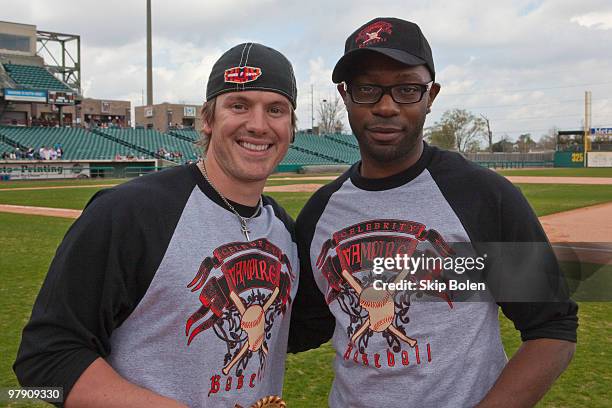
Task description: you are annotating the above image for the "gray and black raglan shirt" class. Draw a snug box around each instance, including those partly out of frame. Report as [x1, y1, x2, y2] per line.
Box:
[290, 143, 578, 408]
[14, 164, 298, 408]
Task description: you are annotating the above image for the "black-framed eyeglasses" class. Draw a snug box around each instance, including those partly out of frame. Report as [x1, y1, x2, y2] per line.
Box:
[345, 81, 434, 104]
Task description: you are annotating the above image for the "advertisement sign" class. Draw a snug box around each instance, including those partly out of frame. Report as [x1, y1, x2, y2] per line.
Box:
[0, 162, 90, 180]
[591, 128, 612, 136]
[587, 152, 612, 168]
[4, 89, 47, 103]
[591, 128, 612, 143]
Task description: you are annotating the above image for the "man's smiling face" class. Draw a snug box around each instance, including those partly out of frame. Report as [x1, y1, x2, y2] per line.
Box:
[203, 90, 293, 183]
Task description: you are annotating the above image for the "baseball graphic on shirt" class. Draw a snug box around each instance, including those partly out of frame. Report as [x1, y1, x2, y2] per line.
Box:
[359, 287, 394, 332]
[241, 305, 265, 350]
[185, 238, 294, 377]
[316, 219, 454, 353]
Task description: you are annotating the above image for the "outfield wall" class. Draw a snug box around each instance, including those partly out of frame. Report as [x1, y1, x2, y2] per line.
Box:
[554, 151, 584, 168]
[0, 161, 91, 180]
[587, 152, 612, 167]
[0, 159, 159, 179]
[463, 152, 554, 168]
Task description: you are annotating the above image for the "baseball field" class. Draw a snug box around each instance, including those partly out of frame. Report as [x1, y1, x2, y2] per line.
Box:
[0, 170, 611, 407]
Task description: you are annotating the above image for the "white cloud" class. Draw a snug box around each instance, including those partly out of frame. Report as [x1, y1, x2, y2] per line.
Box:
[571, 12, 612, 30]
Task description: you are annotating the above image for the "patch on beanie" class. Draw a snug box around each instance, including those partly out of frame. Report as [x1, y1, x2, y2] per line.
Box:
[224, 66, 263, 84]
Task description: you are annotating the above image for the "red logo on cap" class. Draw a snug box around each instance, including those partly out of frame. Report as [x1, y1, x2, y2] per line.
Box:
[224, 66, 262, 84]
[355, 21, 393, 48]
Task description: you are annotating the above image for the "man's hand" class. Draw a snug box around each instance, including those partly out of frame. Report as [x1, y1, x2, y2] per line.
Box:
[476, 338, 575, 408]
[65, 358, 188, 408]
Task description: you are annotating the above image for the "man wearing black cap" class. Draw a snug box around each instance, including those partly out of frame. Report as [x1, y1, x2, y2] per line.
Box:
[290, 18, 577, 407]
[15, 43, 298, 408]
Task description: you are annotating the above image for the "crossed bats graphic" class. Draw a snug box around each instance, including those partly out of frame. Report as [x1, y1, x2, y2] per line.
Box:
[222, 287, 280, 375]
[341, 268, 417, 348]
[362, 28, 383, 45]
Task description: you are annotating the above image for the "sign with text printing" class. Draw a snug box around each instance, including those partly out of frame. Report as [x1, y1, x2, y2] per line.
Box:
[0, 163, 90, 180]
[4, 89, 47, 103]
[591, 128, 612, 136]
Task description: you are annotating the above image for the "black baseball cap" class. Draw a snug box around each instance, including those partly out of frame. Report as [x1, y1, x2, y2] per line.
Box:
[332, 17, 435, 83]
[206, 42, 297, 108]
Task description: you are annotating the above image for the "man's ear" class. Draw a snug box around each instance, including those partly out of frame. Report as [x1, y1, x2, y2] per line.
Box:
[202, 115, 212, 136]
[202, 116, 212, 137]
[426, 82, 441, 114]
[337, 83, 349, 105]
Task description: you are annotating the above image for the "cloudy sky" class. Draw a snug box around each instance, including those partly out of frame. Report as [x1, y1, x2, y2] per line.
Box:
[3, 0, 612, 141]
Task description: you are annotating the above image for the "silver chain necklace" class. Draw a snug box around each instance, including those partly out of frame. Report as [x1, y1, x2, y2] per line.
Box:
[199, 161, 262, 241]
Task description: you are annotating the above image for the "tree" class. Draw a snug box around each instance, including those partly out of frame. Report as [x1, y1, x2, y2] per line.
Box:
[492, 134, 514, 152]
[481, 114, 493, 153]
[317, 97, 345, 134]
[428, 109, 486, 152]
[425, 123, 455, 150]
[536, 127, 558, 150]
[516, 133, 536, 153]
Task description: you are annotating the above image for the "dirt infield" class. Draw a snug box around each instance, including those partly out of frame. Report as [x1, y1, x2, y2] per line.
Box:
[541, 202, 612, 265]
[0, 184, 118, 192]
[0, 204, 82, 219]
[540, 202, 612, 242]
[505, 176, 612, 185]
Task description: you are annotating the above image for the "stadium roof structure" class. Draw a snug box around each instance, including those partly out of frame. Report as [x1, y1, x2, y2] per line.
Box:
[3, 63, 72, 92]
[0, 65, 14, 89]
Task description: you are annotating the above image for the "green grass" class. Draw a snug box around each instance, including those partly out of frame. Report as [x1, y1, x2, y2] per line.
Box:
[0, 178, 125, 190]
[0, 188, 317, 216]
[270, 172, 341, 179]
[498, 303, 611, 408]
[1, 181, 611, 407]
[0, 187, 102, 210]
[515, 184, 612, 216]
[284, 343, 336, 406]
[565, 263, 612, 302]
[0, 178, 323, 190]
[265, 179, 326, 187]
[0, 213, 73, 408]
[497, 167, 612, 177]
[267, 192, 313, 218]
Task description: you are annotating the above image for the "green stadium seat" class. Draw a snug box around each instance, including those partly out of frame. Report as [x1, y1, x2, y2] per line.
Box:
[3, 64, 73, 92]
[291, 133, 360, 164]
[97, 128, 201, 163]
[0, 127, 364, 170]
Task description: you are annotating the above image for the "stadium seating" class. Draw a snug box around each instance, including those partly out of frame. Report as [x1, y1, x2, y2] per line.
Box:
[0, 126, 362, 170]
[283, 146, 341, 166]
[324, 133, 360, 149]
[292, 133, 360, 164]
[168, 129, 200, 142]
[3, 64, 72, 92]
[0, 126, 147, 160]
[97, 128, 201, 163]
[0, 138, 15, 155]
